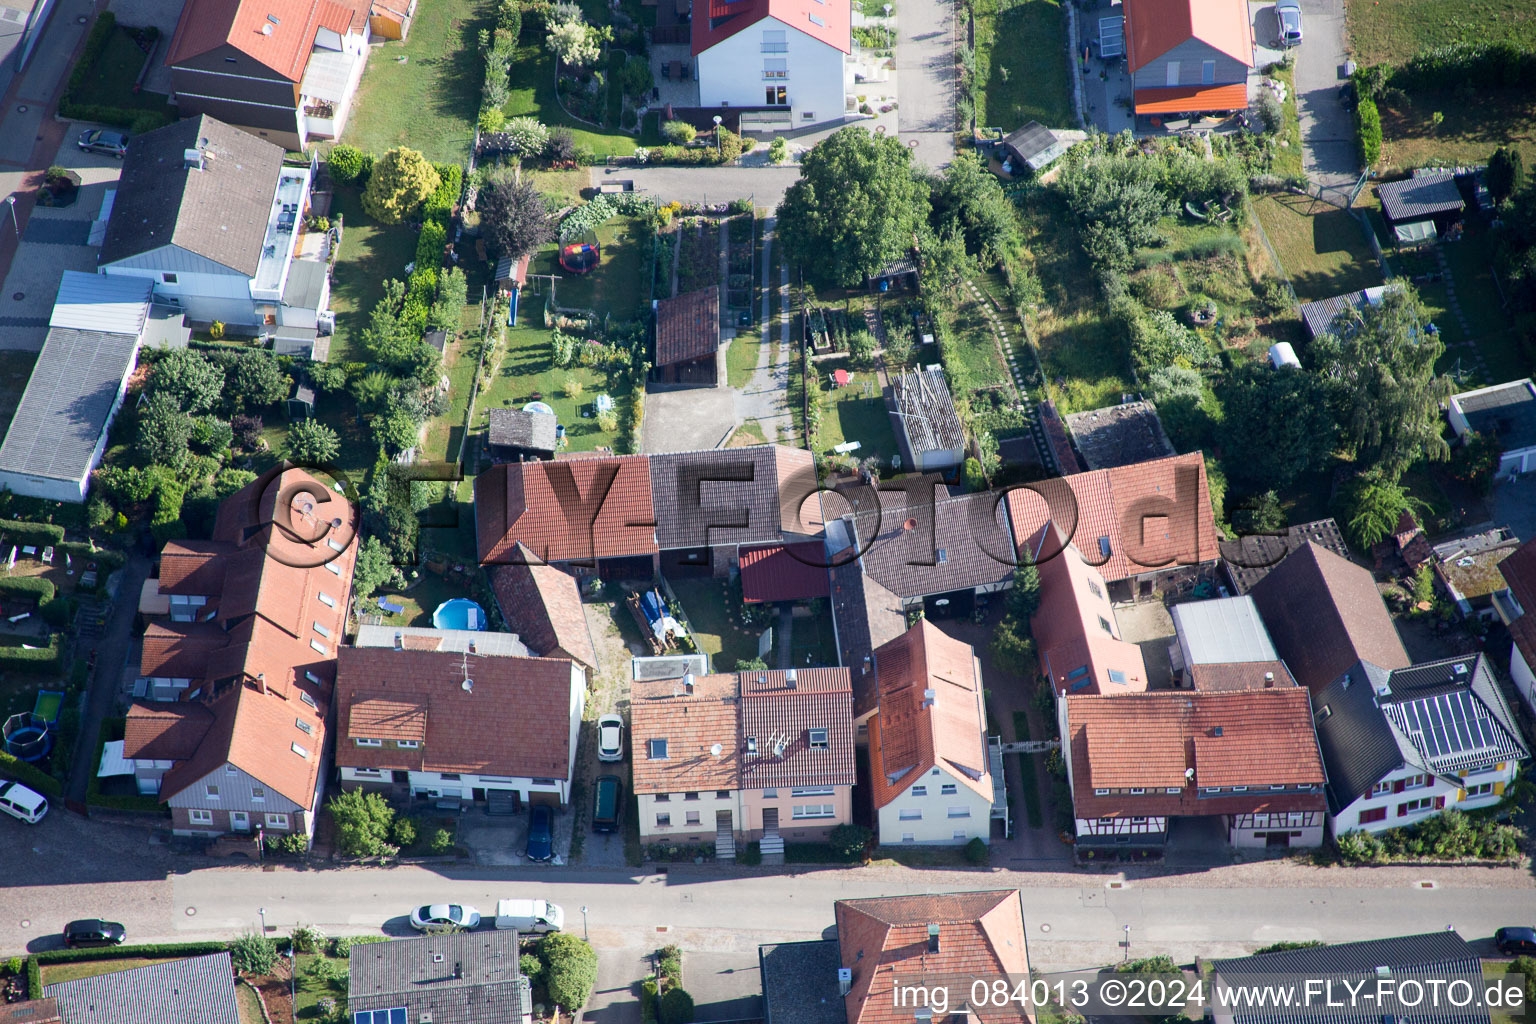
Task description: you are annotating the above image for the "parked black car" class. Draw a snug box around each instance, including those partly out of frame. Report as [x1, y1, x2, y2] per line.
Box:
[64, 919, 126, 948]
[1495, 927, 1536, 956]
[593, 774, 623, 833]
[525, 804, 554, 862]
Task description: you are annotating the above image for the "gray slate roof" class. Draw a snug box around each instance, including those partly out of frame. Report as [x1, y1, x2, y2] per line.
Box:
[855, 491, 1014, 600]
[0, 327, 141, 484]
[1378, 171, 1464, 222]
[1380, 654, 1528, 774]
[759, 939, 848, 1024]
[1311, 660, 1410, 812]
[1210, 932, 1487, 1024]
[648, 446, 802, 550]
[1065, 400, 1174, 470]
[349, 932, 531, 1024]
[44, 952, 239, 1024]
[488, 407, 558, 453]
[100, 114, 286, 277]
[891, 368, 965, 456]
[1297, 284, 1400, 340]
[1454, 379, 1536, 450]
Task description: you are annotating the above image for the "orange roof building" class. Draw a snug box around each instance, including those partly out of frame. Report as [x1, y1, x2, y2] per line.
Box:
[1026, 523, 1149, 695]
[1123, 0, 1253, 116]
[1062, 690, 1327, 852]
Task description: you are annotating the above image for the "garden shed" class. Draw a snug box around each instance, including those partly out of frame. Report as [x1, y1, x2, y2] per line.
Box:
[1378, 171, 1465, 242]
[652, 286, 720, 386]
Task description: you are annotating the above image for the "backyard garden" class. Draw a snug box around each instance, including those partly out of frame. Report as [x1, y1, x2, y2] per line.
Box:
[60, 13, 174, 131]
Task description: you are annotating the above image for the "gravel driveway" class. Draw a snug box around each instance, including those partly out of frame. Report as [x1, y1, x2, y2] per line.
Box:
[1291, 0, 1358, 190]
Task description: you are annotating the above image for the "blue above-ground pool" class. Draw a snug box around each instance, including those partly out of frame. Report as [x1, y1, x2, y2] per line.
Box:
[433, 598, 487, 631]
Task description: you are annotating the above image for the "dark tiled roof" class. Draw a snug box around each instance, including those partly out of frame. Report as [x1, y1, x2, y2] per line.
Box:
[1311, 660, 1413, 812]
[655, 286, 720, 366]
[1380, 654, 1528, 774]
[648, 445, 815, 550]
[1221, 518, 1350, 594]
[856, 492, 1014, 600]
[488, 408, 558, 453]
[1378, 171, 1464, 223]
[740, 669, 856, 789]
[44, 953, 239, 1024]
[740, 542, 831, 602]
[1500, 536, 1536, 682]
[759, 940, 847, 1024]
[349, 932, 531, 1024]
[1003, 121, 1055, 161]
[829, 557, 907, 720]
[1454, 379, 1536, 450]
[1064, 401, 1174, 470]
[890, 368, 965, 456]
[487, 550, 599, 670]
[100, 115, 286, 277]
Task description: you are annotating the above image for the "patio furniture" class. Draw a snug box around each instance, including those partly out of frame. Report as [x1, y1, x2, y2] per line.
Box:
[668, 60, 683, 80]
[40, 547, 52, 565]
[378, 599, 406, 614]
[21, 546, 35, 557]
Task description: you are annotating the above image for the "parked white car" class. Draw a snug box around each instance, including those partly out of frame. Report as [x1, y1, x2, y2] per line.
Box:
[597, 714, 625, 762]
[409, 904, 480, 932]
[0, 781, 48, 824]
[1275, 0, 1302, 46]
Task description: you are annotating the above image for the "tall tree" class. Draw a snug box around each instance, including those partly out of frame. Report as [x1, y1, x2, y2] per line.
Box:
[150, 349, 224, 413]
[225, 351, 291, 412]
[776, 128, 930, 288]
[1488, 146, 1525, 209]
[1336, 469, 1422, 550]
[136, 391, 193, 467]
[477, 176, 556, 260]
[1217, 363, 1338, 489]
[361, 147, 440, 224]
[928, 152, 1021, 266]
[1310, 286, 1451, 479]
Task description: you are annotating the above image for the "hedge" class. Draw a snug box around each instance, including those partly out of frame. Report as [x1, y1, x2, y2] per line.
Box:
[26, 957, 40, 999]
[0, 576, 56, 602]
[56, 99, 174, 131]
[0, 751, 64, 797]
[65, 12, 117, 99]
[1391, 41, 1536, 93]
[57, 542, 125, 570]
[1355, 96, 1381, 167]
[0, 635, 62, 673]
[0, 518, 65, 546]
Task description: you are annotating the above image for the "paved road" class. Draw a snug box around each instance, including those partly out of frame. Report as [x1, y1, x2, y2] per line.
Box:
[1293, 0, 1358, 190]
[589, 166, 803, 209]
[895, 0, 957, 168]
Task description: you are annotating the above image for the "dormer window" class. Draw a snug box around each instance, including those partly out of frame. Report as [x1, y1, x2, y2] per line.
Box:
[356, 738, 382, 747]
[808, 728, 828, 749]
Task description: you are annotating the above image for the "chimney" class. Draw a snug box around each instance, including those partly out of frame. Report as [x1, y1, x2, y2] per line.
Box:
[838, 968, 852, 996]
[786, 668, 797, 689]
[683, 672, 695, 695]
[921, 688, 936, 709]
[183, 147, 203, 170]
[257, 672, 267, 695]
[468, 640, 477, 654]
[927, 923, 940, 953]
[453, 962, 462, 980]
[394, 632, 403, 650]
[1264, 672, 1274, 686]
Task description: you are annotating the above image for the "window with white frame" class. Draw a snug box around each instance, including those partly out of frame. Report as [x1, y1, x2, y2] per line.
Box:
[763, 57, 787, 79]
[265, 813, 290, 829]
[352, 767, 383, 777]
[397, 740, 419, 749]
[1369, 780, 1392, 797]
[252, 786, 265, 801]
[1129, 787, 1145, 795]
[793, 804, 835, 818]
[206, 784, 220, 799]
[1094, 788, 1110, 796]
[953, 831, 968, 841]
[356, 738, 382, 747]
[313, 622, 331, 638]
[899, 808, 922, 820]
[912, 785, 927, 797]
[1465, 782, 1494, 798]
[947, 806, 971, 818]
[941, 783, 956, 795]
[299, 689, 318, 709]
[295, 718, 313, 735]
[310, 639, 327, 654]
[1403, 773, 1431, 789]
[792, 787, 834, 797]
[761, 29, 787, 52]
[189, 808, 214, 824]
[808, 729, 828, 749]
[655, 793, 671, 802]
[656, 812, 672, 827]
[1165, 787, 1181, 794]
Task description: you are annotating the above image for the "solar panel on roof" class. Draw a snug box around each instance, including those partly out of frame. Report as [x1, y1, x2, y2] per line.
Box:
[390, 1009, 406, 1024]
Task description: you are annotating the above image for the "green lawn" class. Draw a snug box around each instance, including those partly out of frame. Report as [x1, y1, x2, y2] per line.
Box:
[256, 390, 377, 481]
[328, 188, 420, 364]
[1252, 194, 1382, 301]
[814, 362, 901, 466]
[787, 608, 839, 668]
[364, 568, 476, 627]
[1443, 230, 1528, 381]
[1267, 62, 1304, 180]
[527, 216, 649, 318]
[1346, 0, 1536, 68]
[0, 350, 37, 428]
[235, 982, 264, 1024]
[340, 0, 483, 162]
[295, 952, 349, 1021]
[504, 43, 636, 158]
[69, 27, 173, 118]
[944, 292, 1011, 388]
[974, 0, 1073, 129]
[474, 322, 630, 453]
[1377, 91, 1536, 175]
[668, 578, 762, 670]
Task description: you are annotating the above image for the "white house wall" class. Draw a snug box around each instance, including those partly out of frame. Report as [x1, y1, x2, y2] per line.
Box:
[696, 17, 849, 128]
[1331, 762, 1519, 835]
[341, 767, 572, 805]
[102, 245, 260, 326]
[639, 789, 739, 841]
[1512, 645, 1536, 716]
[877, 766, 992, 845]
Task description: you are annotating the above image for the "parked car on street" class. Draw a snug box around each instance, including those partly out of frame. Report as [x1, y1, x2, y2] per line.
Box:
[1495, 926, 1536, 956]
[1275, 0, 1302, 46]
[77, 129, 130, 158]
[409, 904, 480, 932]
[593, 774, 623, 833]
[64, 920, 126, 948]
[0, 780, 48, 824]
[597, 714, 625, 762]
[526, 805, 554, 862]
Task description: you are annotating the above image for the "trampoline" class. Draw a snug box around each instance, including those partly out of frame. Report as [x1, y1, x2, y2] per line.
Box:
[523, 401, 555, 416]
[3, 712, 52, 762]
[433, 598, 487, 631]
[559, 239, 600, 274]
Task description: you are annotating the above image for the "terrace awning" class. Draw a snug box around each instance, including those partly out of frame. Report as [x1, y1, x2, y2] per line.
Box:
[1134, 83, 1247, 114]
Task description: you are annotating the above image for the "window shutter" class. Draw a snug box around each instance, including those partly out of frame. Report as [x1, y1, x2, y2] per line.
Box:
[1393, 778, 1406, 794]
[1494, 781, 1506, 796]
[1433, 796, 1445, 809]
[1457, 788, 1467, 801]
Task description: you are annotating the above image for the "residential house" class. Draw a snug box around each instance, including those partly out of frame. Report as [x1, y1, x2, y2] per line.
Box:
[1297, 284, 1402, 342]
[1124, 0, 1253, 116]
[487, 549, 600, 671]
[890, 367, 965, 473]
[334, 646, 585, 807]
[653, 286, 720, 386]
[1026, 522, 1148, 696]
[1448, 379, 1536, 479]
[692, 0, 852, 131]
[868, 620, 995, 845]
[1167, 595, 1292, 690]
[631, 673, 744, 846]
[1248, 540, 1409, 693]
[0, 272, 185, 503]
[828, 551, 908, 726]
[487, 407, 558, 462]
[1064, 400, 1175, 471]
[349, 932, 532, 1024]
[1006, 451, 1222, 602]
[1220, 517, 1350, 594]
[166, 0, 371, 150]
[1495, 535, 1536, 714]
[1210, 932, 1487, 1024]
[122, 469, 357, 844]
[1061, 689, 1327, 851]
[1430, 525, 1521, 619]
[1378, 171, 1466, 245]
[98, 116, 331, 345]
[44, 953, 239, 1024]
[1313, 654, 1527, 836]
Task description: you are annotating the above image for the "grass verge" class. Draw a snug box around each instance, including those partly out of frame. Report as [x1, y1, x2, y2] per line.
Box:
[973, 0, 1073, 129]
[1251, 194, 1382, 301]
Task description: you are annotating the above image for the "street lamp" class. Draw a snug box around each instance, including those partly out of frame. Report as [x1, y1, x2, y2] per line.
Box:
[1123, 924, 1131, 962]
[3, 196, 17, 238]
[713, 115, 723, 155]
[258, 907, 267, 935]
[580, 905, 590, 942]
[882, 2, 891, 17]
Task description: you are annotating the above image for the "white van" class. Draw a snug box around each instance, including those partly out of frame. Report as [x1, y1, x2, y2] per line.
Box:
[0, 781, 49, 824]
[494, 899, 564, 933]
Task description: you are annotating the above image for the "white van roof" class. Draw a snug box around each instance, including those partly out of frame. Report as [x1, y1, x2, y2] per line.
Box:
[1, 782, 47, 812]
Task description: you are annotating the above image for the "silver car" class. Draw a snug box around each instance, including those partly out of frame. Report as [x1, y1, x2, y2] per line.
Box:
[597, 713, 625, 762]
[409, 903, 480, 932]
[1275, 0, 1302, 46]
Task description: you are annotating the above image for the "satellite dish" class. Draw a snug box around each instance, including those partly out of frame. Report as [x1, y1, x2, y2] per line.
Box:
[462, 679, 474, 693]
[710, 743, 723, 757]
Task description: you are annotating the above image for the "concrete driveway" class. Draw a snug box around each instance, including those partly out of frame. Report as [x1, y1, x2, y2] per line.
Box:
[895, 0, 957, 168]
[642, 383, 738, 453]
[1291, 0, 1358, 189]
[590, 165, 802, 208]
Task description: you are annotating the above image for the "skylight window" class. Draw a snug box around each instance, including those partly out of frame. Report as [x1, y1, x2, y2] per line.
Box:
[808, 12, 825, 25]
[292, 742, 310, 758]
[648, 738, 669, 759]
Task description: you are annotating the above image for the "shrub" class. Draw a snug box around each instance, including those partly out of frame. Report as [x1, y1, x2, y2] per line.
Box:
[0, 750, 63, 796]
[0, 575, 57, 602]
[327, 790, 399, 858]
[230, 931, 278, 976]
[390, 816, 418, 848]
[661, 119, 697, 144]
[829, 823, 872, 861]
[362, 147, 441, 224]
[964, 836, 989, 865]
[768, 136, 789, 164]
[328, 144, 368, 186]
[739, 841, 762, 865]
[0, 636, 62, 674]
[546, 127, 577, 163]
[0, 519, 65, 546]
[478, 107, 507, 133]
[1355, 96, 1381, 167]
[290, 924, 326, 953]
[505, 116, 551, 155]
[426, 827, 454, 854]
[641, 976, 660, 1024]
[540, 932, 599, 1011]
[659, 986, 695, 1024]
[520, 952, 543, 982]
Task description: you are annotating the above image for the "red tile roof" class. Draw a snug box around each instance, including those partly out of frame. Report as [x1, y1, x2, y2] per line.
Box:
[488, 550, 600, 670]
[1006, 452, 1219, 584]
[739, 669, 855, 789]
[1125, 0, 1253, 74]
[1133, 84, 1250, 114]
[654, 287, 720, 367]
[124, 701, 216, 760]
[1501, 536, 1536, 679]
[141, 621, 232, 678]
[158, 540, 229, 595]
[335, 648, 579, 779]
[691, 0, 851, 57]
[835, 890, 1030, 1024]
[476, 457, 657, 565]
[1065, 690, 1326, 819]
[868, 621, 991, 809]
[1188, 660, 1296, 691]
[1026, 523, 1149, 695]
[166, 0, 365, 81]
[630, 674, 742, 793]
[740, 542, 831, 602]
